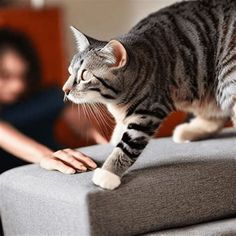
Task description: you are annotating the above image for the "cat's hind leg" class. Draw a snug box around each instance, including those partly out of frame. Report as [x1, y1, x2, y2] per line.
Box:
[173, 116, 226, 143]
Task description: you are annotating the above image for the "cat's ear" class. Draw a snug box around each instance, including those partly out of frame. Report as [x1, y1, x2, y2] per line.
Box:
[102, 40, 127, 68]
[70, 26, 90, 52]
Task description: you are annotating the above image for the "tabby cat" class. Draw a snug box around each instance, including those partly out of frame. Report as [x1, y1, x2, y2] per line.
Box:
[63, 0, 236, 190]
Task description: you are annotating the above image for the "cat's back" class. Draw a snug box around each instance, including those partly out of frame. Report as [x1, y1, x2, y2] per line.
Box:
[126, 0, 236, 112]
[129, 0, 236, 34]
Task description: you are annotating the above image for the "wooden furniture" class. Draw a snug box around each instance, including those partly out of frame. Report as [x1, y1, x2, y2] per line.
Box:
[0, 7, 67, 86]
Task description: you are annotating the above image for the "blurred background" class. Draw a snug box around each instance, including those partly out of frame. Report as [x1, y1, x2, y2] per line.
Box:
[0, 0, 186, 150]
[7, 0, 181, 57]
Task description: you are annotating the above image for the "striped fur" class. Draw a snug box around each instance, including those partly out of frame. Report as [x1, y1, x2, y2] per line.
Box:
[64, 0, 236, 189]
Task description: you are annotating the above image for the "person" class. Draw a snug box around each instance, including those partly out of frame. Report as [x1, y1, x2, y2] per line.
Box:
[0, 28, 108, 174]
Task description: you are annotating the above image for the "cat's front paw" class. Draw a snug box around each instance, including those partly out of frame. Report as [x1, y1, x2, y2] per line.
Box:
[172, 123, 192, 143]
[92, 168, 121, 190]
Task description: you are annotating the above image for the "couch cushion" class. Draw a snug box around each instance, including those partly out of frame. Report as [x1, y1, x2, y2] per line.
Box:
[1, 128, 236, 236]
[144, 218, 236, 236]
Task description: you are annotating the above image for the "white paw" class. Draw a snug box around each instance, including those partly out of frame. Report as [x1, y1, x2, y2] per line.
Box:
[92, 168, 121, 190]
[173, 123, 192, 143]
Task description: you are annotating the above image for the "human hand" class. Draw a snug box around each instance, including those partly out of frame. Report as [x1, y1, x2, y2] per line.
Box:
[39, 148, 97, 174]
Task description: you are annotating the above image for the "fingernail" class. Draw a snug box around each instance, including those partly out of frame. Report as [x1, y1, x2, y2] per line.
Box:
[91, 163, 97, 168]
[81, 166, 87, 171]
[67, 169, 76, 174]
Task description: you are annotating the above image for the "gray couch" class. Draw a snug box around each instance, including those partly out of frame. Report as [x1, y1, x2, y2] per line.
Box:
[1, 128, 236, 236]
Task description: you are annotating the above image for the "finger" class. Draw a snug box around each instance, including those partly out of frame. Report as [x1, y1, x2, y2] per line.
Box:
[52, 159, 76, 174]
[64, 149, 97, 169]
[53, 150, 87, 171]
[40, 157, 76, 174]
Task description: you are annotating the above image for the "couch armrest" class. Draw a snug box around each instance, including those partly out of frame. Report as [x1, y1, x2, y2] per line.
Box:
[1, 128, 236, 236]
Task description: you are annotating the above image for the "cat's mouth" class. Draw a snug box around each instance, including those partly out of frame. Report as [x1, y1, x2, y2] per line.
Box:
[64, 92, 87, 104]
[63, 94, 69, 103]
[63, 93, 77, 103]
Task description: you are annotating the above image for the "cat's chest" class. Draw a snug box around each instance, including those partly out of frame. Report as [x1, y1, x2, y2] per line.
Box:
[107, 104, 127, 123]
[107, 104, 129, 145]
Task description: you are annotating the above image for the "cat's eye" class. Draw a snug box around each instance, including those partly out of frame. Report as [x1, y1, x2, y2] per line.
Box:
[81, 69, 87, 81]
[80, 69, 92, 82]
[80, 59, 84, 66]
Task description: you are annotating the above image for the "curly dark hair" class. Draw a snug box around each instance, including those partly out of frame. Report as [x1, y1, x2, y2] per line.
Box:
[0, 27, 42, 96]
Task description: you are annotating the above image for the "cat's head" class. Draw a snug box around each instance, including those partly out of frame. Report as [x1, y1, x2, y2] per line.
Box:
[63, 26, 128, 105]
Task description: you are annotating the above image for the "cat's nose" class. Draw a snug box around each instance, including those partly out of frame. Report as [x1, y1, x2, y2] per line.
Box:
[63, 75, 75, 94]
[64, 88, 71, 95]
[62, 85, 71, 95]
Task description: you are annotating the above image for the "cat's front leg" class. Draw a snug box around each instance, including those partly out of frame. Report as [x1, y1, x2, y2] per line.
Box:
[110, 122, 127, 146]
[92, 116, 161, 190]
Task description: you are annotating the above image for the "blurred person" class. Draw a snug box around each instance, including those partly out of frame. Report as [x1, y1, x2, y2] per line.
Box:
[0, 28, 108, 174]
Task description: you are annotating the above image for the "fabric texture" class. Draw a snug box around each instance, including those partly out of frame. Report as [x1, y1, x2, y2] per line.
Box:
[144, 218, 236, 236]
[1, 128, 236, 236]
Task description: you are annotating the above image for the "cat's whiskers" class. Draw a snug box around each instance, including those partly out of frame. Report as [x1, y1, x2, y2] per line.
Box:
[95, 103, 114, 126]
[81, 103, 91, 142]
[77, 104, 82, 122]
[91, 103, 114, 137]
[86, 104, 107, 139]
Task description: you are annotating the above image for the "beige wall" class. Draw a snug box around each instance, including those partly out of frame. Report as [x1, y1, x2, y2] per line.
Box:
[43, 0, 179, 59]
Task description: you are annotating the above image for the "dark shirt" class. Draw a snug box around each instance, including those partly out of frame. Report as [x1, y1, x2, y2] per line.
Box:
[0, 87, 65, 173]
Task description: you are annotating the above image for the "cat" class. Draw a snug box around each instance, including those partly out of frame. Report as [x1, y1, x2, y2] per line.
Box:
[63, 0, 236, 190]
